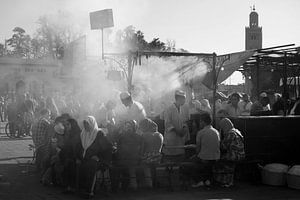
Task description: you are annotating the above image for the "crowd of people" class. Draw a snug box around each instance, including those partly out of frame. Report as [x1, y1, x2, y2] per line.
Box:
[1, 88, 299, 198]
[1, 90, 162, 198]
[213, 91, 300, 117]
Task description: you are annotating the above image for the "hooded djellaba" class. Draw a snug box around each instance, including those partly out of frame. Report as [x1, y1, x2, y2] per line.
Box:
[213, 118, 245, 188]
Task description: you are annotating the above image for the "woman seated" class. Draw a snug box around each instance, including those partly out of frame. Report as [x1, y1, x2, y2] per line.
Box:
[60, 118, 81, 193]
[113, 120, 143, 190]
[213, 118, 245, 187]
[138, 118, 163, 187]
[75, 116, 112, 198]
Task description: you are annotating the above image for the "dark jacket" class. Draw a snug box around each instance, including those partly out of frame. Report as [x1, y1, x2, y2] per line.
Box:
[116, 132, 144, 166]
[75, 130, 113, 165]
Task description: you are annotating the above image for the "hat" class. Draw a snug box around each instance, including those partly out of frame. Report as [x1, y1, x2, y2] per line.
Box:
[54, 122, 65, 135]
[175, 90, 186, 97]
[260, 92, 268, 98]
[120, 92, 131, 100]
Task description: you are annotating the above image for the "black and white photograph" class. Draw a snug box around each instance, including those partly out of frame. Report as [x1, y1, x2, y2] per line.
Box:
[0, 0, 299, 199]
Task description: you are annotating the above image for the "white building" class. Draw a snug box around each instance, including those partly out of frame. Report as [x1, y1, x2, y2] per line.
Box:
[0, 57, 64, 95]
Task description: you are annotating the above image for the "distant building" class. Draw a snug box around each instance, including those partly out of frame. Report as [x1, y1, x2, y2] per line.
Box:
[0, 57, 64, 96]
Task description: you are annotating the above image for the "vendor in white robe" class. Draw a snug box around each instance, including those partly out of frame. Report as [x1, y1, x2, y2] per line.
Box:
[163, 90, 190, 158]
[119, 92, 147, 123]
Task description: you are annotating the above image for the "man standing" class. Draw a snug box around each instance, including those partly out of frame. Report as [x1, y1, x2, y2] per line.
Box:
[162, 90, 190, 160]
[119, 92, 147, 123]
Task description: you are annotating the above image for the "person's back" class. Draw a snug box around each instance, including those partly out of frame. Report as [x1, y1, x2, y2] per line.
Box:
[32, 109, 51, 148]
[139, 118, 163, 153]
[142, 132, 163, 153]
[118, 132, 143, 165]
[196, 125, 220, 160]
[117, 121, 143, 166]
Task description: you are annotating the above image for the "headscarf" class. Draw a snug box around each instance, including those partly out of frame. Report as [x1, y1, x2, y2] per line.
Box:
[68, 118, 81, 138]
[139, 118, 158, 133]
[219, 118, 243, 138]
[121, 120, 138, 136]
[80, 116, 99, 158]
[219, 118, 234, 134]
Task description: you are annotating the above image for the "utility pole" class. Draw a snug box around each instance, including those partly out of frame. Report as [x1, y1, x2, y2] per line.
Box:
[212, 52, 217, 126]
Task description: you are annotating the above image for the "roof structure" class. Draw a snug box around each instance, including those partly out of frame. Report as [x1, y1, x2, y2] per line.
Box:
[242, 44, 300, 73]
[240, 44, 300, 115]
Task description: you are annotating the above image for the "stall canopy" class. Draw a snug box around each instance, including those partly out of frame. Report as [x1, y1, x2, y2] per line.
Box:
[201, 50, 255, 89]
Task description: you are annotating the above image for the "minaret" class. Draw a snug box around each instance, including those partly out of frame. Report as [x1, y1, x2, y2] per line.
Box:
[244, 6, 263, 96]
[245, 5, 262, 50]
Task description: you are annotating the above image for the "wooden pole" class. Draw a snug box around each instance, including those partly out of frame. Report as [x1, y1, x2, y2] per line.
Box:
[256, 57, 260, 100]
[212, 53, 217, 127]
[283, 52, 288, 116]
[101, 28, 104, 59]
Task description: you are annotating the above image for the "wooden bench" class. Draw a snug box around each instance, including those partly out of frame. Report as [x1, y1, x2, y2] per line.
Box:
[94, 158, 264, 193]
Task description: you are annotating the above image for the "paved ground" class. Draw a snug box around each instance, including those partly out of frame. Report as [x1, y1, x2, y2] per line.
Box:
[0, 122, 299, 199]
[0, 163, 299, 200]
[0, 121, 33, 164]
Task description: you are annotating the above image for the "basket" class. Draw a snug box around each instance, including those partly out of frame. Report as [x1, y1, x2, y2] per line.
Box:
[287, 165, 300, 189]
[261, 169, 287, 186]
[287, 174, 300, 189]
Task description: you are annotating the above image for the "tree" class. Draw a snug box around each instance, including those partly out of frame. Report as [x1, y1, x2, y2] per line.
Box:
[148, 38, 165, 51]
[6, 27, 32, 58]
[113, 26, 169, 92]
[33, 11, 83, 59]
[114, 26, 167, 53]
[114, 26, 148, 52]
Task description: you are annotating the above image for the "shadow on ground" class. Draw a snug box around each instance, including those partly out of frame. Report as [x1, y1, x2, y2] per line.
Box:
[0, 163, 300, 200]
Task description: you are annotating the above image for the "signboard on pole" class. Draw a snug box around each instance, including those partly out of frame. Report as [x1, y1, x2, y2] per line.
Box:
[90, 9, 114, 30]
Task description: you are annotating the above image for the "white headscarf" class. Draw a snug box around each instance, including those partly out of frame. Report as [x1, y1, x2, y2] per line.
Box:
[81, 116, 99, 158]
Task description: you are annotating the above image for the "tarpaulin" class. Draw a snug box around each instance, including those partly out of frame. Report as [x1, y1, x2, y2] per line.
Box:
[202, 50, 255, 89]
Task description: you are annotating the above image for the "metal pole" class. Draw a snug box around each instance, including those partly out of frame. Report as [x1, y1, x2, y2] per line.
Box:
[298, 72, 300, 98]
[212, 53, 217, 127]
[256, 58, 260, 100]
[283, 52, 288, 116]
[101, 28, 104, 59]
[127, 54, 133, 93]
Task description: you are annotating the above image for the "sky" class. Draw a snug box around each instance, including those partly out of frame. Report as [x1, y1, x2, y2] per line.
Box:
[0, 0, 299, 84]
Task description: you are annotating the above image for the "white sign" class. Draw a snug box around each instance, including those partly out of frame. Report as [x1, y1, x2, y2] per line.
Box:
[90, 9, 114, 30]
